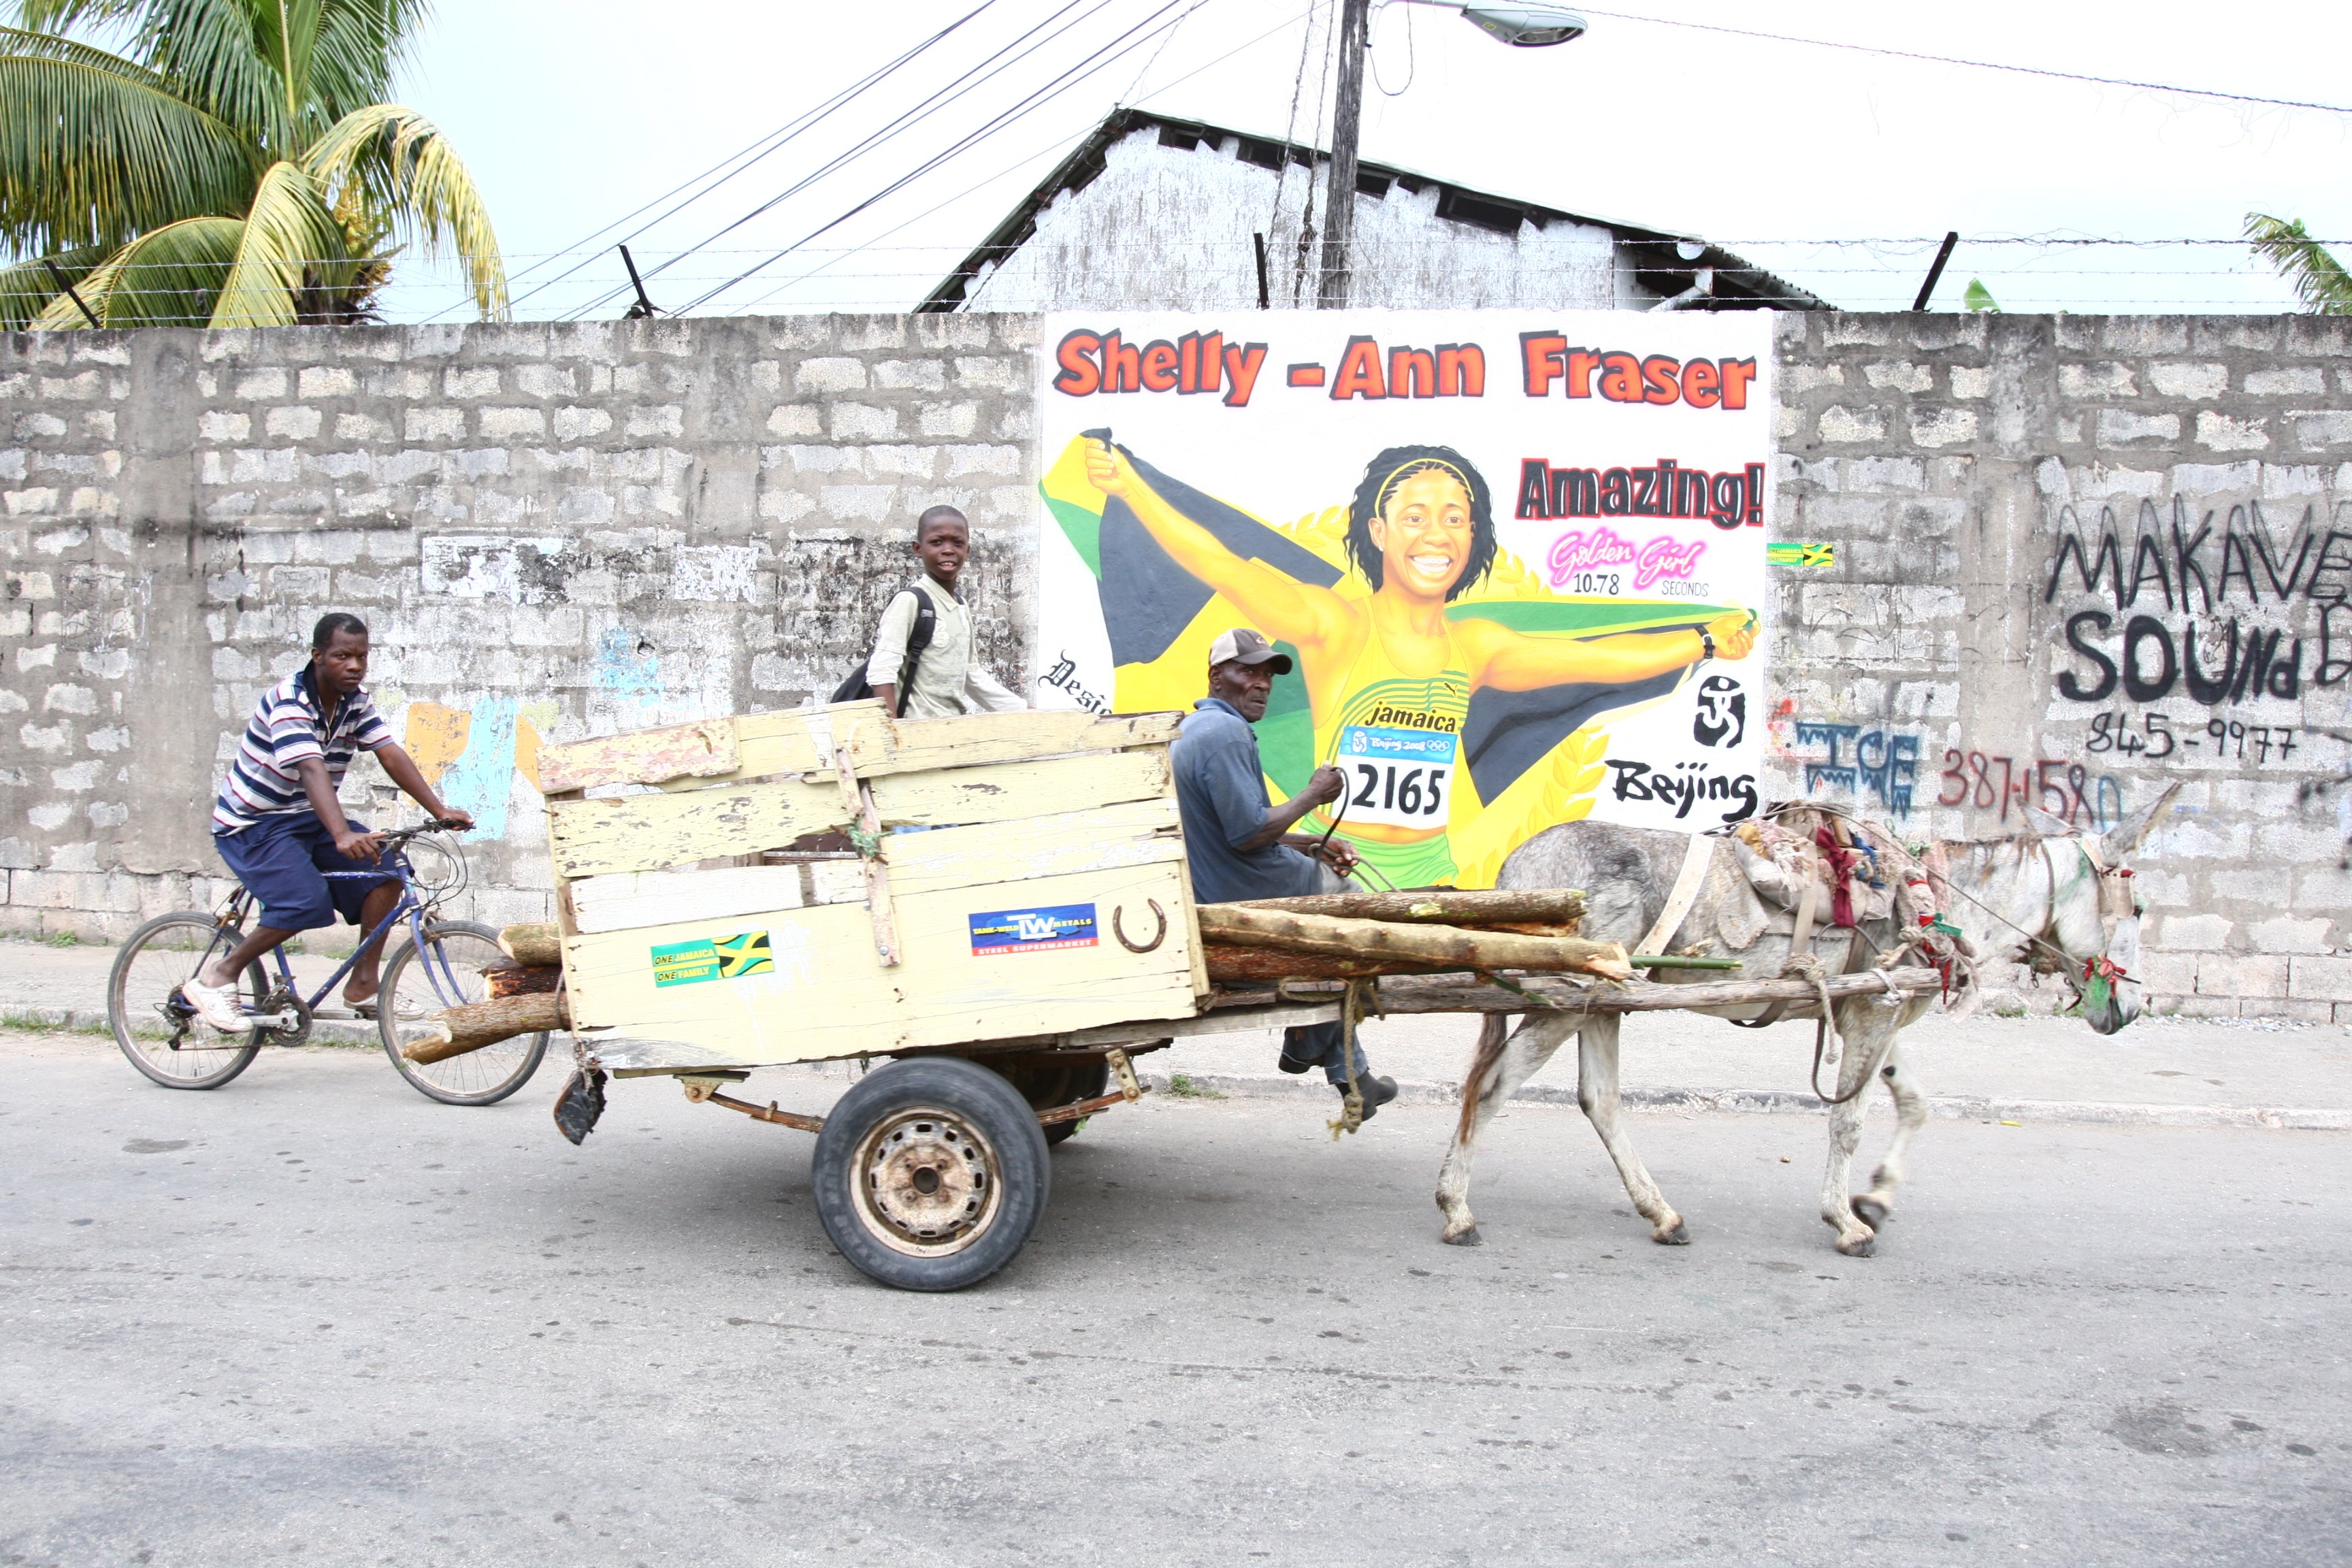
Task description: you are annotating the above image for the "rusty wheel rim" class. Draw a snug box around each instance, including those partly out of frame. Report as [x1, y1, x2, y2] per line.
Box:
[849, 1105, 1002, 1258]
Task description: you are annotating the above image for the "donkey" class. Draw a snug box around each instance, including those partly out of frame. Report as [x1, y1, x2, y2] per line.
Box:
[1433, 787, 2176, 1256]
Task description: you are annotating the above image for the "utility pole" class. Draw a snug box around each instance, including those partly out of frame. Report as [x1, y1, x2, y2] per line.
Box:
[1315, 0, 1371, 310]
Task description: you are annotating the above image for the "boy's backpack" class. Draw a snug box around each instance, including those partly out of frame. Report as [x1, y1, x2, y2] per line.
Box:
[830, 584, 937, 716]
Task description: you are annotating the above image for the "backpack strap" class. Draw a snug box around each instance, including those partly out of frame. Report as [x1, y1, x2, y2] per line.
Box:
[892, 582, 941, 716]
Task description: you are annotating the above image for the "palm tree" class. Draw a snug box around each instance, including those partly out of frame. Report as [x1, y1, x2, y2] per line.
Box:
[2246, 212, 2352, 315]
[0, 0, 504, 329]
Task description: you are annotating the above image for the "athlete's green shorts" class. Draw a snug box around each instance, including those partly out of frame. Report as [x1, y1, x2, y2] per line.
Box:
[1337, 829, 1458, 891]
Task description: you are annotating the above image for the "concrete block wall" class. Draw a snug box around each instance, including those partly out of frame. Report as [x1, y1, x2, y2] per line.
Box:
[4, 310, 2348, 1019]
[1769, 312, 2352, 1020]
[0, 314, 1039, 945]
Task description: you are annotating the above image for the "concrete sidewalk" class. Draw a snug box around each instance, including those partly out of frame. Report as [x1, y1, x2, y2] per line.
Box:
[11, 934, 2347, 1130]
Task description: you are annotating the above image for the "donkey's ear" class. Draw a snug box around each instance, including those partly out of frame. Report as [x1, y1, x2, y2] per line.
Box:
[2100, 781, 2181, 858]
[2020, 803, 2076, 838]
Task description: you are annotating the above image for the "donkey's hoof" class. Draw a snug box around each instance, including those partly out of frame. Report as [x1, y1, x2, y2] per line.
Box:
[1442, 1225, 1484, 1247]
[1652, 1221, 1690, 1246]
[1835, 1232, 1877, 1258]
[1852, 1196, 1890, 1230]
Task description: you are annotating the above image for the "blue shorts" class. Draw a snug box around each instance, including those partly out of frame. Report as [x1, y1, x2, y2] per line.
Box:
[214, 814, 402, 932]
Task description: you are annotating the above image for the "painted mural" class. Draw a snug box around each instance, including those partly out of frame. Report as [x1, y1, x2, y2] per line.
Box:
[1032, 309, 1776, 888]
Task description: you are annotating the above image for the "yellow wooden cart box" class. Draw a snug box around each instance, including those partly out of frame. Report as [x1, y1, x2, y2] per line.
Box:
[535, 702, 1207, 1074]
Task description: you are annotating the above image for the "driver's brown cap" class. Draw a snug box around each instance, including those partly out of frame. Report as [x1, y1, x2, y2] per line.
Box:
[1209, 627, 1292, 675]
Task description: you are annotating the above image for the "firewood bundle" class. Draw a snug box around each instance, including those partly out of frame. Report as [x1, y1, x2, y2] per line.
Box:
[1199, 890, 1633, 985]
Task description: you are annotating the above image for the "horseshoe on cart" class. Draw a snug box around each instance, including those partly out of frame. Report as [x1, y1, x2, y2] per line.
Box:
[1113, 899, 1167, 953]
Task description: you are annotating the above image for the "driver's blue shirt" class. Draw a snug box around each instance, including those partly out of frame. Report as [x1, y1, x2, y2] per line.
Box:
[1170, 697, 1324, 906]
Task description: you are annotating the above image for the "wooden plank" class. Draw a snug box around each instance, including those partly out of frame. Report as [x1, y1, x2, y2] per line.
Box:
[538, 718, 740, 794]
[832, 742, 900, 968]
[666, 708, 1186, 791]
[875, 800, 1181, 898]
[570, 864, 808, 934]
[876, 710, 1183, 775]
[546, 775, 845, 879]
[562, 861, 1200, 1069]
[697, 704, 891, 785]
[867, 750, 1171, 828]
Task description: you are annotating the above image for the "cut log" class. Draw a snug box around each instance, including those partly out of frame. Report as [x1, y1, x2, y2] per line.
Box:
[497, 922, 563, 967]
[1206, 966, 1942, 1016]
[1203, 945, 1456, 983]
[1227, 889, 1584, 928]
[403, 993, 570, 1064]
[1196, 904, 1634, 981]
[484, 963, 562, 998]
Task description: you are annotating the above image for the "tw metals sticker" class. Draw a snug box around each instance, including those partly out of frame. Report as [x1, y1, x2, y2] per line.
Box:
[968, 903, 1099, 957]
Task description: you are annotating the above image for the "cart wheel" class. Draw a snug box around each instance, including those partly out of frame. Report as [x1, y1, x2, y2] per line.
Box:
[1003, 1058, 1111, 1147]
[811, 1057, 1050, 1292]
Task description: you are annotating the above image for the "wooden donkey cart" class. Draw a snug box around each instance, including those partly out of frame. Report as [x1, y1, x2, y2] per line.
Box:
[408, 703, 1942, 1291]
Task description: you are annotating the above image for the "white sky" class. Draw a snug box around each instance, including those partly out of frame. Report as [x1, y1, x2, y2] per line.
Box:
[383, 0, 2352, 323]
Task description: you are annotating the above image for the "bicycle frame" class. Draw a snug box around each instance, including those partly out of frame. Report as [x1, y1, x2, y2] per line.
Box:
[197, 845, 479, 1024]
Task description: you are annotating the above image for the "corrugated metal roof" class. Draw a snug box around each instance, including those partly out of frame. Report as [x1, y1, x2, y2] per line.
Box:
[920, 108, 1830, 313]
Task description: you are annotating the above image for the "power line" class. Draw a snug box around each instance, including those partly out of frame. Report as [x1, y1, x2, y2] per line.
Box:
[1573, 8, 2352, 115]
[675, 0, 1199, 314]
[725, 1, 1323, 313]
[566, 0, 1121, 319]
[491, 0, 1001, 320]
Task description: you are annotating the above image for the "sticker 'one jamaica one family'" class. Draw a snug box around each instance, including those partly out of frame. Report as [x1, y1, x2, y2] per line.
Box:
[968, 903, 1099, 957]
[651, 930, 774, 987]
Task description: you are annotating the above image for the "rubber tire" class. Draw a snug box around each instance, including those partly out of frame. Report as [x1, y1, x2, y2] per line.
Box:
[107, 911, 265, 1091]
[375, 921, 549, 1106]
[811, 1057, 1051, 1292]
[1021, 1059, 1111, 1147]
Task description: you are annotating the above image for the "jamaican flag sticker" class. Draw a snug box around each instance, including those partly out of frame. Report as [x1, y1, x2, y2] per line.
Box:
[651, 930, 775, 987]
[1765, 541, 1834, 568]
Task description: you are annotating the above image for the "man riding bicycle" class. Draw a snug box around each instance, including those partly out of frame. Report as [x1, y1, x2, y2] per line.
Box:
[178, 612, 473, 1032]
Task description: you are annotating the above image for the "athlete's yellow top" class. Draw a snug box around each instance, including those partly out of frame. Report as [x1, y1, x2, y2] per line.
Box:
[1310, 621, 1472, 845]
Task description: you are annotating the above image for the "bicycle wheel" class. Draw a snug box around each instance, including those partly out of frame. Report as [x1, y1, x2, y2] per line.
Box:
[108, 912, 266, 1090]
[377, 921, 549, 1106]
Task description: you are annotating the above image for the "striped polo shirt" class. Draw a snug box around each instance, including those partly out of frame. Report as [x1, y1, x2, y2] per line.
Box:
[212, 668, 394, 834]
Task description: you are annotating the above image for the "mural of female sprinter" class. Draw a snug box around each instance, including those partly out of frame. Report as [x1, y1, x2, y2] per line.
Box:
[1082, 437, 1757, 887]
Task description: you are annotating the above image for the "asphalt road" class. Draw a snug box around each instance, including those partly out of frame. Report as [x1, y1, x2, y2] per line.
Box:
[4, 1032, 2348, 1568]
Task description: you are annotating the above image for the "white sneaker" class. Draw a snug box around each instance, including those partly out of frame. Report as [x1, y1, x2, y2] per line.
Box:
[177, 977, 250, 1034]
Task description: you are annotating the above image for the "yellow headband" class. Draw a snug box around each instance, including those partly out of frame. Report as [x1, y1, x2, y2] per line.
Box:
[1375, 458, 1473, 515]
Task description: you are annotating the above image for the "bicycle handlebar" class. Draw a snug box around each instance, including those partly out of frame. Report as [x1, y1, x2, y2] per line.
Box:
[375, 821, 471, 845]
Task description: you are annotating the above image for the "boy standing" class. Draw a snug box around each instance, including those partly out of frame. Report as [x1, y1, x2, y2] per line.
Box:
[866, 506, 1024, 719]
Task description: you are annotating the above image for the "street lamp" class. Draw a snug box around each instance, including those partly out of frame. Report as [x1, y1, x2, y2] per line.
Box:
[1316, 0, 1587, 308]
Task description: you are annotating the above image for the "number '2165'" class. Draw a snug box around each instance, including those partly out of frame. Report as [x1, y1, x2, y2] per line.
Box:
[1352, 764, 1446, 817]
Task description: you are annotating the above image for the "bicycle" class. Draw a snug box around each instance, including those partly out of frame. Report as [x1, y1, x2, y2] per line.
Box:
[105, 823, 549, 1105]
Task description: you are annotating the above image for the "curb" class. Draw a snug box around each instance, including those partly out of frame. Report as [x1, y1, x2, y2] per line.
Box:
[3, 1006, 380, 1047]
[1139, 1069, 2352, 1132]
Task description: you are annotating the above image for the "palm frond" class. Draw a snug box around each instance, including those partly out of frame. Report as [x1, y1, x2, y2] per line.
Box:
[2245, 212, 2352, 316]
[33, 213, 242, 325]
[208, 157, 339, 325]
[23, 0, 295, 145]
[308, 101, 504, 318]
[306, 0, 429, 122]
[0, 244, 105, 328]
[0, 45, 257, 255]
[247, 0, 321, 130]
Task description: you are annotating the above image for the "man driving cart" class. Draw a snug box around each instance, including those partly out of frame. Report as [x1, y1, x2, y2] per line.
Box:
[1170, 628, 1398, 1119]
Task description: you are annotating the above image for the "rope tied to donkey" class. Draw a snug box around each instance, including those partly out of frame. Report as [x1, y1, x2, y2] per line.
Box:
[1776, 950, 1905, 1106]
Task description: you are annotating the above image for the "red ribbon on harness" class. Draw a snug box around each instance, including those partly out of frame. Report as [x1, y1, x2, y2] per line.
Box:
[1814, 825, 1859, 928]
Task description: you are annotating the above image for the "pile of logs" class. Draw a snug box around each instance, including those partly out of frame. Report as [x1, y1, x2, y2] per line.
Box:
[397, 922, 566, 1065]
[408, 894, 1666, 1066]
[1199, 889, 1635, 984]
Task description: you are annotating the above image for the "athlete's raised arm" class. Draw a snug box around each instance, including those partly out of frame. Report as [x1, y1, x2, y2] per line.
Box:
[1083, 438, 1349, 653]
[1460, 610, 1757, 693]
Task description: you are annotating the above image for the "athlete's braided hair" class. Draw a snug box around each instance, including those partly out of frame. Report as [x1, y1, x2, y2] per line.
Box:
[1343, 445, 1497, 602]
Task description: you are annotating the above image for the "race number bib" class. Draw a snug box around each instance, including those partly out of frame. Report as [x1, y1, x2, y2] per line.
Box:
[1337, 725, 1456, 830]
